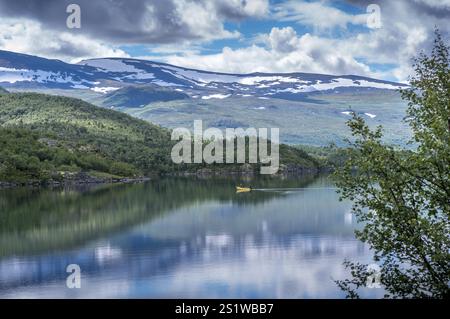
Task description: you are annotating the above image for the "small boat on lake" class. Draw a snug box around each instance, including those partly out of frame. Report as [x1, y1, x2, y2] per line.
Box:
[236, 186, 252, 193]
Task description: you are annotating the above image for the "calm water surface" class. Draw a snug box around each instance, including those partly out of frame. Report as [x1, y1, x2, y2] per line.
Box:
[0, 176, 383, 298]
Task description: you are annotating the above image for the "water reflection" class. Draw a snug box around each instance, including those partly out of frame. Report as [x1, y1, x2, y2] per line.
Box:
[0, 176, 383, 298]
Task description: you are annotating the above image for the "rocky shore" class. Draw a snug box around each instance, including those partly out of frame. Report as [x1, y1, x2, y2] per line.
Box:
[0, 172, 150, 189]
[167, 163, 330, 178]
[1, 164, 332, 189]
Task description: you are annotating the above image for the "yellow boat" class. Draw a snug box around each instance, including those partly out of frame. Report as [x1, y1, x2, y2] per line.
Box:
[236, 186, 252, 193]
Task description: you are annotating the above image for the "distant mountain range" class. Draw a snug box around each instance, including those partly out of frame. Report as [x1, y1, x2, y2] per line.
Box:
[0, 50, 411, 146]
[0, 50, 406, 98]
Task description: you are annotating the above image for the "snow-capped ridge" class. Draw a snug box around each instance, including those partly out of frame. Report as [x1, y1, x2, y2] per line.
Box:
[0, 50, 407, 98]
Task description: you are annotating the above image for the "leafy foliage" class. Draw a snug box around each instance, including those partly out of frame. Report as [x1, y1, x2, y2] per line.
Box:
[296, 143, 350, 168]
[0, 93, 175, 180]
[0, 92, 319, 183]
[334, 30, 450, 298]
[0, 127, 139, 182]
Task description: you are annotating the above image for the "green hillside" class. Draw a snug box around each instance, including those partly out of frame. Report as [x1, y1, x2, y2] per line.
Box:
[0, 92, 176, 183]
[103, 85, 189, 108]
[0, 86, 8, 94]
[124, 91, 410, 147]
[0, 92, 319, 184]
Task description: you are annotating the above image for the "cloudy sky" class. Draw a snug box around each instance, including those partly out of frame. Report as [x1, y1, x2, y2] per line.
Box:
[0, 0, 449, 82]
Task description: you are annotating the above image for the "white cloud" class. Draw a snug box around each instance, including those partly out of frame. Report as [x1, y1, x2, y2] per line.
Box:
[214, 0, 269, 18]
[0, 19, 128, 62]
[0, 0, 447, 83]
[164, 27, 371, 76]
[412, 0, 450, 9]
[273, 0, 368, 31]
[157, 0, 448, 82]
[268, 27, 299, 53]
[173, 0, 241, 42]
[0, 0, 265, 60]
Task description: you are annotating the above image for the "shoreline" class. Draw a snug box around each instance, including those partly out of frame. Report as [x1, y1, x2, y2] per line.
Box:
[0, 165, 332, 189]
[0, 176, 152, 189]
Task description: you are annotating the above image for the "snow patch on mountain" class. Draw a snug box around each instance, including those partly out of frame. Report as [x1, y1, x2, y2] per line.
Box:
[79, 59, 155, 81]
[239, 76, 306, 85]
[0, 66, 94, 88]
[201, 94, 231, 100]
[91, 86, 121, 94]
[276, 78, 401, 94]
[0, 67, 29, 83]
[159, 65, 240, 84]
[0, 51, 408, 98]
[277, 86, 317, 93]
[80, 59, 140, 73]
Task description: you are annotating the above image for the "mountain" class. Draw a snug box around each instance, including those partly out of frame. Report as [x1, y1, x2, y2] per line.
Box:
[0, 50, 411, 146]
[0, 50, 103, 89]
[0, 92, 319, 184]
[0, 86, 7, 93]
[0, 49, 406, 97]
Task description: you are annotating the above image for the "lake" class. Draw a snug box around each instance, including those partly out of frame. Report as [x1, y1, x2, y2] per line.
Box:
[0, 176, 383, 298]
